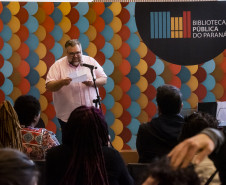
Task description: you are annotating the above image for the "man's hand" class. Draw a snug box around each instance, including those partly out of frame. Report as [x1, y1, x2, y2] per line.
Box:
[62, 77, 72, 86]
[46, 78, 72, 92]
[168, 134, 215, 168]
[82, 80, 93, 87]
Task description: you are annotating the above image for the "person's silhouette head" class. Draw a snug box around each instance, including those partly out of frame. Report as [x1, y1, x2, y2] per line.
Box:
[0, 148, 38, 185]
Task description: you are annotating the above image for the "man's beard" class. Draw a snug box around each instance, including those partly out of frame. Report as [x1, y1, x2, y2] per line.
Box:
[69, 58, 81, 67]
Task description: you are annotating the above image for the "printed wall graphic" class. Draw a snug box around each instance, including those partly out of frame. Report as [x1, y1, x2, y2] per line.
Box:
[0, 2, 226, 150]
[135, 2, 226, 65]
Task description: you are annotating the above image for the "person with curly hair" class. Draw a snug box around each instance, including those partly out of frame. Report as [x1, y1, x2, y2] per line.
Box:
[142, 156, 200, 185]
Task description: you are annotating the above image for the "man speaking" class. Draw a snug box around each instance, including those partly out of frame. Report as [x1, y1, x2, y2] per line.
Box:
[46, 39, 107, 130]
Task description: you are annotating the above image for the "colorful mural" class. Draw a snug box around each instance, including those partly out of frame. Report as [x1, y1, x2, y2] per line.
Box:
[0, 2, 225, 150]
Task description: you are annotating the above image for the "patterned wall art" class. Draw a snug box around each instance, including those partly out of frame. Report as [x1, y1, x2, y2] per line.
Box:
[0, 2, 226, 150]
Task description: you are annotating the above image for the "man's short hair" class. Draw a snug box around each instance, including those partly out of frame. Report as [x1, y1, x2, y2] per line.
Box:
[156, 84, 182, 115]
[65, 39, 81, 49]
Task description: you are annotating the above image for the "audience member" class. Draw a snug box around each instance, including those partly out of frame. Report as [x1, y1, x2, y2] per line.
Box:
[169, 128, 226, 185]
[142, 156, 200, 185]
[179, 112, 218, 142]
[46, 105, 134, 185]
[0, 148, 38, 185]
[0, 100, 23, 150]
[14, 95, 59, 160]
[136, 84, 184, 163]
[178, 112, 219, 184]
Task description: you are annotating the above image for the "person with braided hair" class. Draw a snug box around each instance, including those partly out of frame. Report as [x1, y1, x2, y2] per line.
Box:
[0, 100, 23, 151]
[46, 106, 134, 185]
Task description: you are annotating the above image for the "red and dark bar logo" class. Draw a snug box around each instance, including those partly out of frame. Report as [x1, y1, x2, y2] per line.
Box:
[135, 2, 226, 65]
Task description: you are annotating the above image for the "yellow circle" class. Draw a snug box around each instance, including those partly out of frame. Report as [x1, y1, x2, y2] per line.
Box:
[136, 42, 148, 58]
[111, 102, 123, 118]
[85, 8, 96, 25]
[212, 66, 223, 82]
[112, 136, 123, 151]
[110, 85, 123, 101]
[109, 34, 122, 50]
[109, 17, 122, 33]
[185, 65, 198, 75]
[34, 25, 47, 42]
[40, 95, 48, 111]
[108, 2, 122, 16]
[85, 25, 97, 42]
[9, 52, 21, 68]
[212, 83, 224, 100]
[8, 34, 21, 51]
[59, 16, 71, 33]
[136, 59, 148, 76]
[214, 53, 224, 64]
[85, 42, 97, 58]
[35, 43, 47, 59]
[186, 93, 198, 109]
[186, 75, 198, 92]
[7, 2, 20, 15]
[41, 112, 48, 126]
[136, 76, 148, 93]
[34, 7, 46, 24]
[110, 118, 123, 135]
[7, 16, 20, 33]
[59, 34, 71, 56]
[161, 67, 172, 84]
[9, 87, 22, 102]
[110, 51, 122, 67]
[35, 78, 46, 94]
[58, 2, 71, 16]
[9, 69, 21, 86]
[34, 60, 47, 77]
[136, 93, 148, 109]
[137, 110, 149, 123]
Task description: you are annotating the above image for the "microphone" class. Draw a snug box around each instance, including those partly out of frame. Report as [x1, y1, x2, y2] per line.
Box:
[81, 63, 97, 70]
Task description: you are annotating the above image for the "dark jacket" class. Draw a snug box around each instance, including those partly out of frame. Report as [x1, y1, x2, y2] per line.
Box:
[45, 145, 134, 185]
[136, 114, 184, 163]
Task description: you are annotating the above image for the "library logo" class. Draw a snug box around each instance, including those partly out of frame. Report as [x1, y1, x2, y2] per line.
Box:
[135, 2, 226, 65]
[150, 11, 191, 39]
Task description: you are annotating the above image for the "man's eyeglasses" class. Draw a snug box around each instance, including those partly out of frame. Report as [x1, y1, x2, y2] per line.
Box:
[67, 52, 81, 56]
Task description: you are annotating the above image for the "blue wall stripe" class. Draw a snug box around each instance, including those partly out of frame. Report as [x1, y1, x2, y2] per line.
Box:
[163, 12, 166, 39]
[154, 12, 158, 39]
[167, 11, 171, 38]
[150, 12, 155, 39]
[158, 12, 162, 39]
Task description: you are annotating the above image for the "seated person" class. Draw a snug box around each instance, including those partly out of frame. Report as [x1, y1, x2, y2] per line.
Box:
[14, 95, 59, 160]
[169, 128, 226, 185]
[0, 148, 39, 185]
[178, 112, 220, 184]
[142, 156, 200, 185]
[136, 84, 184, 163]
[0, 100, 23, 150]
[46, 105, 134, 185]
[179, 112, 219, 142]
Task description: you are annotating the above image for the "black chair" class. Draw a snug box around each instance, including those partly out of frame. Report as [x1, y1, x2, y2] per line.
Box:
[34, 160, 46, 185]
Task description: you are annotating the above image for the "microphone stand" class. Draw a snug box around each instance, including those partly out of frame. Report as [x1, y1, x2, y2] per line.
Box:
[89, 68, 102, 111]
